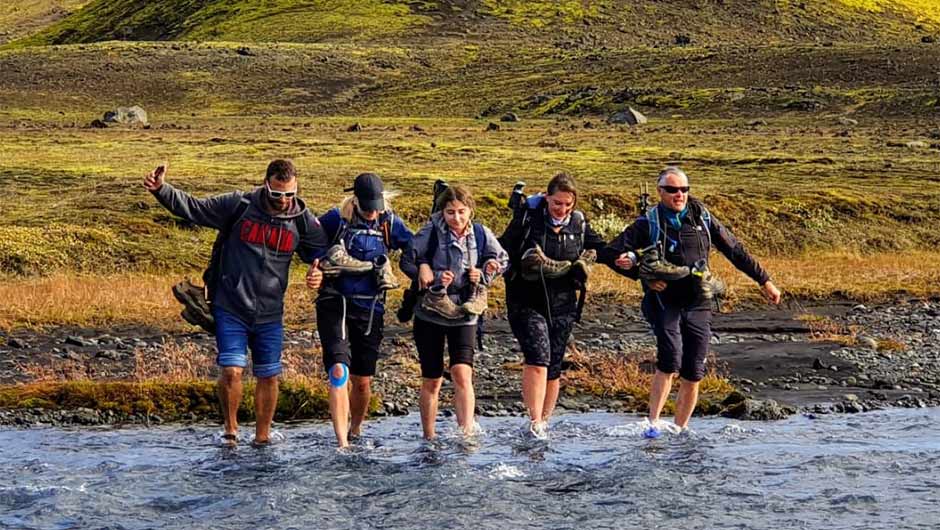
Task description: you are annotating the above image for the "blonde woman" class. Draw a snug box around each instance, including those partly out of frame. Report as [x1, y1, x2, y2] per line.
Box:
[315, 173, 413, 448]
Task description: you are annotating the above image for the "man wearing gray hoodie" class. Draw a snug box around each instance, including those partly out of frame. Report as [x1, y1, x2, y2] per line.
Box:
[144, 159, 328, 445]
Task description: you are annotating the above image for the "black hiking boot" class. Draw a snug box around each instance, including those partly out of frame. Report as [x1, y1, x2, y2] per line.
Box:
[173, 280, 215, 334]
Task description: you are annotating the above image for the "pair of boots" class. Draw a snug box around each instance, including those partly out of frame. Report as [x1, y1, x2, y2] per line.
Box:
[320, 242, 399, 291]
[519, 245, 597, 281]
[420, 282, 488, 320]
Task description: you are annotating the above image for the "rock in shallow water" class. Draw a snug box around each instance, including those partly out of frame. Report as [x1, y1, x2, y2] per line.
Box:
[721, 398, 795, 421]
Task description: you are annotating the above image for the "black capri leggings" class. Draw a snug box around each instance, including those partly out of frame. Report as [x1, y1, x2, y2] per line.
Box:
[413, 317, 475, 379]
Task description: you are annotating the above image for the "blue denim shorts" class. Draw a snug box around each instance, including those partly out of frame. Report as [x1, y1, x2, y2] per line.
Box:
[213, 306, 284, 378]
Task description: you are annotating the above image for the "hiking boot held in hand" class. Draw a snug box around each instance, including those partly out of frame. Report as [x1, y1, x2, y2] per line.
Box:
[173, 279, 215, 335]
[373, 255, 400, 291]
[520, 244, 571, 281]
[637, 248, 691, 282]
[420, 285, 464, 320]
[570, 249, 597, 279]
[461, 282, 488, 316]
[320, 243, 373, 276]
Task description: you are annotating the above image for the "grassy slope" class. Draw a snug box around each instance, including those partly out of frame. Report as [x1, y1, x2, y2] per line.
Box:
[0, 0, 937, 323]
[0, 1, 89, 44]
[6, 0, 940, 48]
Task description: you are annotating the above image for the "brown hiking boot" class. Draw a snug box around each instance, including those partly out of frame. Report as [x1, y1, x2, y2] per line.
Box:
[570, 249, 597, 278]
[420, 285, 464, 320]
[637, 248, 690, 282]
[461, 282, 488, 316]
[373, 255, 400, 291]
[691, 260, 726, 300]
[173, 280, 215, 334]
[320, 243, 373, 276]
[699, 271, 726, 300]
[520, 244, 571, 281]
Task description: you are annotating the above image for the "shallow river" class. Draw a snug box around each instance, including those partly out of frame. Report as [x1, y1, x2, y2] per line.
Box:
[3, 408, 939, 529]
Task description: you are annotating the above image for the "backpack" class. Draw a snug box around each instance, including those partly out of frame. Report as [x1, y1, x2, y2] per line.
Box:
[645, 202, 711, 259]
[512, 194, 586, 269]
[331, 211, 393, 249]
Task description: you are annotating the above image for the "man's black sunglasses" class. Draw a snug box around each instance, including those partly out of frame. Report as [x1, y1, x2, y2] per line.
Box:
[659, 185, 690, 194]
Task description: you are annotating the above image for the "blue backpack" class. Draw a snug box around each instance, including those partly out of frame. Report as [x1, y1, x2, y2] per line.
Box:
[645, 202, 712, 257]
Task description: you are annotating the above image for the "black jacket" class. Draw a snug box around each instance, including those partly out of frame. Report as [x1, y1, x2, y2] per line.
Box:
[499, 201, 607, 316]
[601, 198, 770, 307]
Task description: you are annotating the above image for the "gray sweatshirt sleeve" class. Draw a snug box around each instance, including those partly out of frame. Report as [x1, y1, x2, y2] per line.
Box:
[151, 182, 242, 230]
[479, 225, 509, 285]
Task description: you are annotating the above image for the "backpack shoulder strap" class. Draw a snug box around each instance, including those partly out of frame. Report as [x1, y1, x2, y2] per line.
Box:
[571, 210, 586, 249]
[424, 223, 439, 262]
[700, 206, 712, 249]
[380, 212, 392, 248]
[331, 217, 347, 245]
[473, 222, 486, 264]
[224, 196, 251, 237]
[295, 211, 309, 239]
[646, 204, 661, 246]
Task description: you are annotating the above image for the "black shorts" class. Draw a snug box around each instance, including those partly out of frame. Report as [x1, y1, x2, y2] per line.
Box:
[642, 294, 712, 382]
[413, 317, 475, 379]
[316, 297, 384, 377]
[508, 307, 576, 381]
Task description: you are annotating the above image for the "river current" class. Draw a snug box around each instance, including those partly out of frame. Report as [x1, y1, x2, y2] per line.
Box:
[2, 408, 939, 529]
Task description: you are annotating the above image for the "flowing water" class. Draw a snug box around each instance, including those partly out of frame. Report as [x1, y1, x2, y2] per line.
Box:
[2, 408, 939, 530]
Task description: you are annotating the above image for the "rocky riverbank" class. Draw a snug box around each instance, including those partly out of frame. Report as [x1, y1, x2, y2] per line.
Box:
[1, 298, 938, 427]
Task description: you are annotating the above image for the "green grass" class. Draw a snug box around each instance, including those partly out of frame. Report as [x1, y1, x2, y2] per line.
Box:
[1, 115, 938, 280]
[13, 0, 431, 47]
[6, 0, 940, 50]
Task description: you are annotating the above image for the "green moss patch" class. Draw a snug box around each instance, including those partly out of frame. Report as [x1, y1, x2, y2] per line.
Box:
[0, 380, 333, 421]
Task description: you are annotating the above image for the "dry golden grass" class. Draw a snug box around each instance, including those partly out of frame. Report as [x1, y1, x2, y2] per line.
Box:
[587, 250, 940, 308]
[133, 341, 214, 383]
[563, 345, 735, 414]
[798, 313, 861, 346]
[3, 248, 938, 331]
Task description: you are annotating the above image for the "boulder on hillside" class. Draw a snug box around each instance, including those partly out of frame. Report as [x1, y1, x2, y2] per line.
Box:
[500, 112, 519, 122]
[607, 107, 647, 126]
[102, 105, 149, 127]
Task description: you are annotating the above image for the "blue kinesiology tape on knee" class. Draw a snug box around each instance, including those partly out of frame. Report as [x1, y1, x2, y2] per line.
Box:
[329, 363, 349, 388]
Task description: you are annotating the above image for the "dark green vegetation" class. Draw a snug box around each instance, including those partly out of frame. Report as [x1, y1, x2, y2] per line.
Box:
[0, 380, 333, 421]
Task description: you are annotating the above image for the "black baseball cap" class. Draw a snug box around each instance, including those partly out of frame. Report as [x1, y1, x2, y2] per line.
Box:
[345, 172, 385, 211]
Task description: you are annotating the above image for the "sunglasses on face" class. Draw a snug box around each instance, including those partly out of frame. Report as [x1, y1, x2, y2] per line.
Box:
[659, 185, 690, 195]
[265, 183, 297, 199]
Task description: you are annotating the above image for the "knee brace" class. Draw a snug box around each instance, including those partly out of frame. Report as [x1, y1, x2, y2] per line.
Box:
[329, 363, 349, 388]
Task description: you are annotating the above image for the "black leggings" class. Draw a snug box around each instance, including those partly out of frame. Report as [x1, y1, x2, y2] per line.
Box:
[413, 318, 475, 379]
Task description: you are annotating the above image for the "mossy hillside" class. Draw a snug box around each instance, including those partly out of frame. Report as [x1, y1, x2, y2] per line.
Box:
[9, 0, 940, 50]
[0, 380, 333, 421]
[1, 116, 938, 281]
[0, 1, 89, 45]
[12, 0, 431, 47]
[836, 0, 940, 24]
